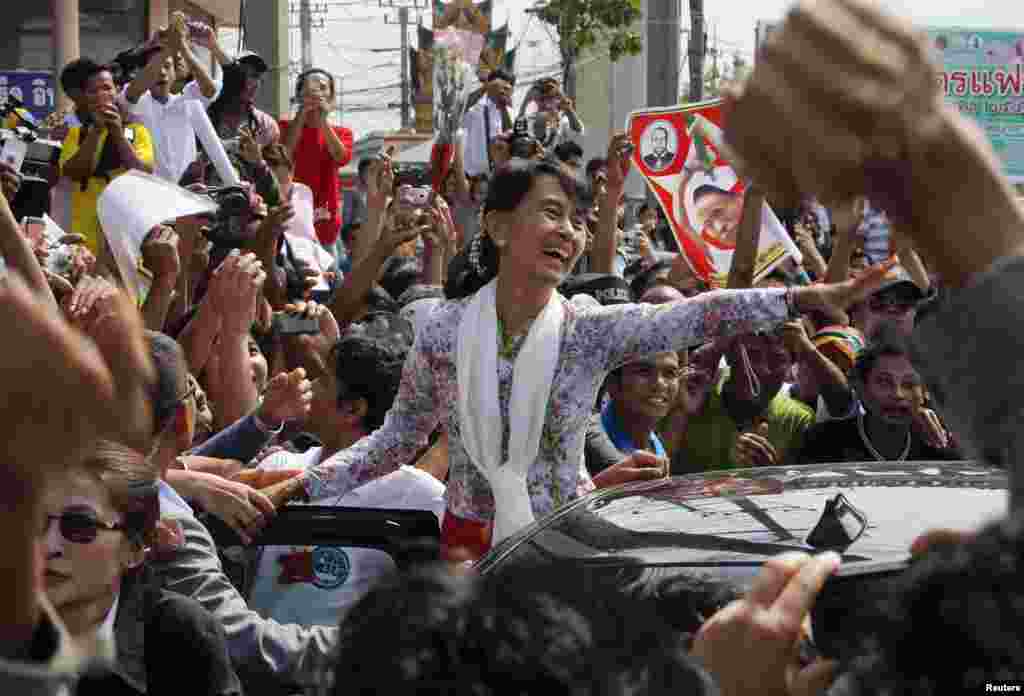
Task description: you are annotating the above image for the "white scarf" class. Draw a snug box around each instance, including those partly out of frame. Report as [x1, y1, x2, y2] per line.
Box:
[456, 279, 565, 544]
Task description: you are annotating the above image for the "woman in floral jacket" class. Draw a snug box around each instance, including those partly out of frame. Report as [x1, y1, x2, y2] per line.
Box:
[266, 156, 890, 559]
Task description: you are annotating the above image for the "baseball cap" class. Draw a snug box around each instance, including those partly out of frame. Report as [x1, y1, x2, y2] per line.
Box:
[236, 52, 269, 73]
[812, 325, 866, 374]
[559, 274, 632, 306]
[871, 265, 928, 303]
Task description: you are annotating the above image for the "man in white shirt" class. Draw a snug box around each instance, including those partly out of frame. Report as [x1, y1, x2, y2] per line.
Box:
[460, 69, 516, 178]
[248, 315, 445, 626]
[121, 17, 220, 184]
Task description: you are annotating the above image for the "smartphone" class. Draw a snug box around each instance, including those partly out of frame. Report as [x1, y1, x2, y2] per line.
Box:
[22, 216, 47, 247]
[273, 312, 321, 336]
[398, 185, 435, 209]
[0, 135, 28, 173]
[187, 20, 208, 42]
[810, 562, 906, 661]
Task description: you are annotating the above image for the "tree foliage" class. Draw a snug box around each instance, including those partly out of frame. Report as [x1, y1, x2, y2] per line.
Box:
[534, 0, 643, 98]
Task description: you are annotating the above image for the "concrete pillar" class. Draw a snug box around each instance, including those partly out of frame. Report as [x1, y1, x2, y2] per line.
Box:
[149, 0, 171, 39]
[243, 0, 290, 120]
[53, 0, 80, 108]
[646, 0, 680, 108]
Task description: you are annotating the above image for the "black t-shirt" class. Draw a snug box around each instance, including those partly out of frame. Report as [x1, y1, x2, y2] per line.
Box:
[796, 416, 962, 465]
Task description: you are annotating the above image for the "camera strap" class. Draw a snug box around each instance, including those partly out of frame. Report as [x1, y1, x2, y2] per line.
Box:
[484, 104, 493, 171]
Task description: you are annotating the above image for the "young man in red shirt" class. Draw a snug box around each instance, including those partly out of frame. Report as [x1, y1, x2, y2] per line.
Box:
[281, 70, 354, 248]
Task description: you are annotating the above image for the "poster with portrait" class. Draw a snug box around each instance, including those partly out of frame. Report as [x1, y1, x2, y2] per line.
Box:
[627, 100, 802, 288]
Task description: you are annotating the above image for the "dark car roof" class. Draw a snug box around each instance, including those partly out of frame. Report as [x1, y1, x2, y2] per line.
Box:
[476, 462, 1006, 580]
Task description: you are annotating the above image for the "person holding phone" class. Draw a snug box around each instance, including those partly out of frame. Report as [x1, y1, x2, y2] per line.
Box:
[280, 70, 353, 249]
[121, 12, 221, 185]
[58, 60, 154, 254]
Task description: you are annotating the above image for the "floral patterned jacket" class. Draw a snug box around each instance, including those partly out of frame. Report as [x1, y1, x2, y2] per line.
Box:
[306, 288, 795, 524]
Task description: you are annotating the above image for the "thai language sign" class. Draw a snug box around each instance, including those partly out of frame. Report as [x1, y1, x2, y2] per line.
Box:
[927, 28, 1024, 183]
[0, 71, 56, 124]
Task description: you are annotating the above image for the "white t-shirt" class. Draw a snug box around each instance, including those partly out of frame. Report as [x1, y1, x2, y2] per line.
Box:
[121, 80, 221, 184]
[247, 447, 446, 626]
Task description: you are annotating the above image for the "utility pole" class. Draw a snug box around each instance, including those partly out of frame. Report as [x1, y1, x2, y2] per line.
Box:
[300, 0, 313, 72]
[688, 0, 705, 102]
[380, 1, 424, 130]
[399, 6, 410, 128]
[646, 0, 680, 108]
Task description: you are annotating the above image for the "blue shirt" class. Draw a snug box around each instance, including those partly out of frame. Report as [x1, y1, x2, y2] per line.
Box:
[601, 400, 667, 457]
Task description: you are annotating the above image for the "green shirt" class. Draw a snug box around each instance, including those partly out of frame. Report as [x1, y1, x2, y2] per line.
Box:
[673, 373, 815, 473]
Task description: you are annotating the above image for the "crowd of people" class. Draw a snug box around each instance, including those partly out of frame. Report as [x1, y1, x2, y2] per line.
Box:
[2, 1, 1024, 694]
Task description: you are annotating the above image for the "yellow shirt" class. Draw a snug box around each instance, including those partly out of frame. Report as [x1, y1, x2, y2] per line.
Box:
[58, 123, 154, 253]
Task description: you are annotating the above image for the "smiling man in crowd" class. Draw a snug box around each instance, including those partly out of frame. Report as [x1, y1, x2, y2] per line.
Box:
[797, 331, 961, 464]
[600, 353, 682, 462]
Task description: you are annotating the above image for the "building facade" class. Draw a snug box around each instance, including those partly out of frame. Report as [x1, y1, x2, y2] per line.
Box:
[3, 0, 238, 114]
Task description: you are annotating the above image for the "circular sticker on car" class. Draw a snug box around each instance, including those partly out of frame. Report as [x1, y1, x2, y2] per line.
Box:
[311, 547, 351, 590]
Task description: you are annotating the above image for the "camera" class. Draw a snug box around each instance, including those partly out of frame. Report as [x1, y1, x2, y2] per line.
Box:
[0, 96, 61, 178]
[201, 185, 254, 247]
[509, 117, 540, 159]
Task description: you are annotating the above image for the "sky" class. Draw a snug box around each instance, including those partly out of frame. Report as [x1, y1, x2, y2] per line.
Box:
[269, 0, 1024, 137]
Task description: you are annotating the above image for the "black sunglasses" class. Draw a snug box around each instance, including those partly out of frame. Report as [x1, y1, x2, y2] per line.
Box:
[45, 510, 126, 545]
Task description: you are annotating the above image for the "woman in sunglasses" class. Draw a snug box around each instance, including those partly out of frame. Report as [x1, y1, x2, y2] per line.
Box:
[41, 440, 241, 695]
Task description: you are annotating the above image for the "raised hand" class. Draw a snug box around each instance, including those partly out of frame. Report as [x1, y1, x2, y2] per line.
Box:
[592, 450, 669, 489]
[257, 367, 313, 428]
[366, 147, 396, 209]
[238, 126, 263, 166]
[693, 551, 841, 696]
[63, 275, 120, 326]
[726, 0, 1024, 287]
[606, 132, 633, 193]
[732, 422, 780, 468]
[215, 252, 266, 336]
[188, 472, 275, 545]
[1, 274, 154, 476]
[0, 161, 22, 202]
[141, 224, 181, 281]
[791, 257, 898, 316]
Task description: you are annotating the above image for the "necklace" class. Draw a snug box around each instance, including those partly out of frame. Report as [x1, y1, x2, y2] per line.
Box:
[857, 411, 911, 462]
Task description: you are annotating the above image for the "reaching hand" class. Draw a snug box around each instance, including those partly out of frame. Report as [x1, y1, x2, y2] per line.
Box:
[188, 471, 275, 544]
[278, 300, 339, 377]
[257, 367, 313, 428]
[215, 252, 266, 335]
[692, 551, 841, 696]
[141, 225, 181, 281]
[255, 203, 295, 247]
[63, 275, 120, 327]
[725, 0, 941, 207]
[0, 161, 22, 202]
[732, 422, 780, 468]
[232, 468, 303, 490]
[238, 126, 263, 166]
[366, 147, 396, 209]
[778, 319, 813, 358]
[376, 214, 426, 256]
[791, 257, 898, 316]
[830, 197, 866, 239]
[592, 451, 669, 489]
[912, 404, 951, 450]
[0, 273, 153, 496]
[606, 132, 633, 193]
